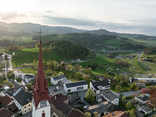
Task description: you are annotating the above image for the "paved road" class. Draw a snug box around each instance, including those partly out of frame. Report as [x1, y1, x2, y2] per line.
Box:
[138, 53, 143, 60]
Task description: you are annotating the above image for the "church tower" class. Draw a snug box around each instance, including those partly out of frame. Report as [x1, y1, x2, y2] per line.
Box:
[32, 31, 51, 117]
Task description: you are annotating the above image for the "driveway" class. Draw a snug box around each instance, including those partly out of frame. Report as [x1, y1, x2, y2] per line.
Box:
[48, 85, 67, 96]
[118, 90, 140, 97]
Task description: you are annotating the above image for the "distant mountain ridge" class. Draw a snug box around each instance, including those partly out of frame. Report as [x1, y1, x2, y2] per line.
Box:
[0, 22, 155, 39]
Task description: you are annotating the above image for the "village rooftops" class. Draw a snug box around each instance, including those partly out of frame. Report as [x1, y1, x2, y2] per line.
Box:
[101, 89, 118, 101]
[0, 95, 13, 107]
[51, 93, 69, 106]
[0, 107, 14, 117]
[52, 75, 66, 81]
[13, 88, 32, 106]
[136, 94, 149, 102]
[24, 74, 34, 79]
[103, 111, 128, 117]
[92, 80, 110, 90]
[65, 81, 88, 88]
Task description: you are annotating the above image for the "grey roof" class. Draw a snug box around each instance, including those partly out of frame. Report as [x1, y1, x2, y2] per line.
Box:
[92, 80, 110, 90]
[65, 81, 88, 88]
[101, 89, 118, 101]
[137, 95, 149, 101]
[52, 75, 66, 81]
[141, 105, 152, 113]
[107, 103, 121, 112]
[88, 102, 110, 115]
[5, 88, 32, 106]
[68, 93, 80, 103]
[5, 88, 17, 97]
[56, 102, 73, 116]
[13, 88, 32, 106]
[24, 75, 34, 79]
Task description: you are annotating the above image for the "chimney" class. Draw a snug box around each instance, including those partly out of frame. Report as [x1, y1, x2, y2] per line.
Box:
[55, 96, 56, 100]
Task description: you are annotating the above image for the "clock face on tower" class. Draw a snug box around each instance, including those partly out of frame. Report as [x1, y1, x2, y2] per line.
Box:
[40, 100, 47, 108]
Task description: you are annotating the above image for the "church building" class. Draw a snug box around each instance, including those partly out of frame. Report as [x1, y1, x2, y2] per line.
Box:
[32, 39, 51, 117]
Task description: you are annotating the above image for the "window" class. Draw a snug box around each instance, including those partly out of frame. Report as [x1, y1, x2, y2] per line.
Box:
[28, 104, 30, 106]
[25, 110, 26, 112]
[77, 86, 83, 90]
[68, 89, 71, 92]
[24, 106, 26, 108]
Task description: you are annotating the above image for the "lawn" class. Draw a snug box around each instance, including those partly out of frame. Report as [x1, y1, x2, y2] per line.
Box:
[18, 68, 37, 74]
[10, 48, 71, 67]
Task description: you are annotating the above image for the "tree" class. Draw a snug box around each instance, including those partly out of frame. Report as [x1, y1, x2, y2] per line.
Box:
[122, 96, 126, 105]
[130, 83, 137, 90]
[126, 101, 132, 109]
[127, 109, 136, 117]
[124, 76, 129, 83]
[85, 112, 91, 117]
[85, 89, 95, 104]
[116, 85, 121, 92]
[94, 111, 100, 117]
[8, 72, 14, 79]
[149, 88, 156, 108]
[141, 88, 151, 94]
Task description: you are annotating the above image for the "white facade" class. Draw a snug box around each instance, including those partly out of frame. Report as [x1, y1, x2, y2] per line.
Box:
[63, 83, 88, 93]
[135, 97, 149, 104]
[90, 82, 110, 95]
[101, 94, 119, 105]
[32, 99, 51, 117]
[51, 76, 66, 85]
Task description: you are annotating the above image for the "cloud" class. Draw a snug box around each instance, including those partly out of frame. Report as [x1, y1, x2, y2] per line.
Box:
[0, 12, 25, 21]
[42, 16, 156, 36]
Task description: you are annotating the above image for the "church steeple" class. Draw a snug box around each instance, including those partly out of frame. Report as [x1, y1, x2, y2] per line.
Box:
[33, 29, 50, 108]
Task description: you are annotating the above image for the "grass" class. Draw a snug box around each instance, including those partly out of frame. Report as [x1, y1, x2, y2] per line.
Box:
[67, 77, 80, 82]
[18, 68, 37, 74]
[9, 48, 71, 67]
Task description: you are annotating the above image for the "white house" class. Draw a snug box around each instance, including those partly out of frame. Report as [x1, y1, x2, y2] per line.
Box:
[63, 81, 88, 93]
[100, 89, 119, 105]
[51, 75, 66, 85]
[138, 105, 152, 115]
[24, 74, 34, 84]
[135, 94, 150, 104]
[90, 80, 110, 94]
[1, 88, 32, 115]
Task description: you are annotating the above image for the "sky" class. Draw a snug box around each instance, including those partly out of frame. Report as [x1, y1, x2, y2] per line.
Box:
[0, 0, 156, 36]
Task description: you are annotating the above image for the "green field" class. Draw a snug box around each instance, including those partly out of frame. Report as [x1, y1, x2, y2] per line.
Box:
[10, 48, 71, 67]
[1, 36, 33, 42]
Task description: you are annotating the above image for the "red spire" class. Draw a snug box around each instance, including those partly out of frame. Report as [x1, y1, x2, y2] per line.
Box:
[33, 40, 50, 108]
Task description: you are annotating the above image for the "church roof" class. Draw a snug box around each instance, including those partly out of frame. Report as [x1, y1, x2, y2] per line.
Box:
[33, 40, 50, 108]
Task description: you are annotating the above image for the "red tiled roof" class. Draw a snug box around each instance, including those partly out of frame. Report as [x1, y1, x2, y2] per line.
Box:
[51, 93, 68, 106]
[8, 102, 18, 112]
[0, 107, 14, 117]
[0, 95, 13, 107]
[69, 109, 85, 117]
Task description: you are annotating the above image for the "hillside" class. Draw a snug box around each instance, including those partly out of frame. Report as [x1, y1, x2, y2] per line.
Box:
[9, 40, 95, 67]
[0, 22, 85, 36]
[33, 33, 146, 50]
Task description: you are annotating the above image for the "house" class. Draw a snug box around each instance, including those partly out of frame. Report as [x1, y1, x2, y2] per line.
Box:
[51, 93, 69, 106]
[51, 102, 85, 117]
[51, 75, 66, 85]
[100, 89, 119, 105]
[135, 94, 150, 104]
[0, 95, 14, 107]
[24, 74, 34, 84]
[68, 92, 80, 103]
[63, 81, 88, 93]
[99, 75, 107, 81]
[138, 105, 152, 115]
[90, 80, 110, 94]
[103, 111, 128, 117]
[13, 71, 34, 84]
[1, 87, 32, 115]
